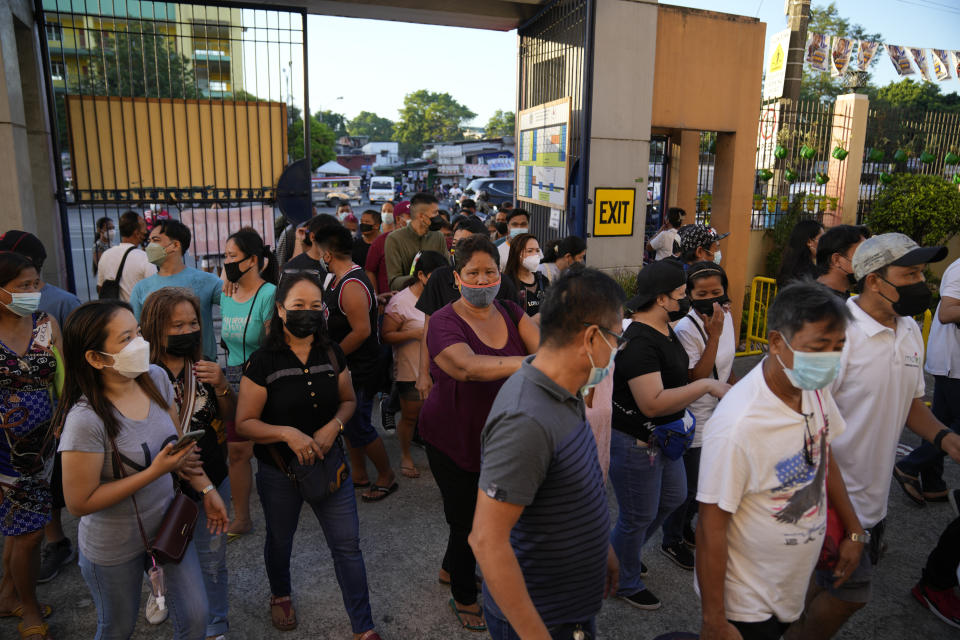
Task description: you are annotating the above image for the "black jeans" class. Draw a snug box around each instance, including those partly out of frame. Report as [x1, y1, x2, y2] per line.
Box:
[731, 617, 789, 640]
[922, 515, 960, 590]
[426, 444, 480, 605]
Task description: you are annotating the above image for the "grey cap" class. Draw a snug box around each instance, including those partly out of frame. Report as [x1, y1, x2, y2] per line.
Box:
[851, 232, 947, 281]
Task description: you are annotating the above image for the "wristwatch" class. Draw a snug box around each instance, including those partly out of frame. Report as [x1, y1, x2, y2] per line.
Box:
[200, 484, 216, 496]
[848, 531, 871, 544]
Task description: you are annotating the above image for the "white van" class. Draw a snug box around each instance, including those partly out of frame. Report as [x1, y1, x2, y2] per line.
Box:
[368, 176, 395, 203]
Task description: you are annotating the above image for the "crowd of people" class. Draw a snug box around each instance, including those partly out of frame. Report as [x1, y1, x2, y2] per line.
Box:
[0, 195, 958, 640]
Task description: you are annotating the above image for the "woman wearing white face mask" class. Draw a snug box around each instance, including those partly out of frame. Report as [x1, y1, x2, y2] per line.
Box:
[502, 233, 549, 319]
[92, 217, 114, 276]
[0, 252, 63, 640]
[55, 300, 227, 640]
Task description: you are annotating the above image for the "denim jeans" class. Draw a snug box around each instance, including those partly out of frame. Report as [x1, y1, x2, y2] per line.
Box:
[194, 477, 230, 637]
[78, 544, 208, 640]
[608, 429, 686, 596]
[255, 461, 375, 634]
[344, 381, 379, 448]
[485, 612, 596, 640]
[897, 376, 960, 492]
[661, 446, 701, 547]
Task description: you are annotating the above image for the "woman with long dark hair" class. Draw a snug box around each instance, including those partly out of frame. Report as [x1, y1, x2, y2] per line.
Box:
[220, 227, 277, 540]
[502, 232, 549, 317]
[141, 288, 235, 639]
[235, 271, 381, 639]
[0, 252, 61, 640]
[92, 217, 114, 276]
[538, 235, 586, 284]
[56, 300, 228, 639]
[776, 219, 824, 288]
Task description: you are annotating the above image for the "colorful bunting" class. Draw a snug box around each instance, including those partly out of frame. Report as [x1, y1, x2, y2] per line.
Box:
[909, 47, 932, 81]
[953, 52, 960, 83]
[806, 33, 830, 72]
[931, 49, 951, 81]
[832, 37, 853, 76]
[885, 45, 915, 76]
[858, 41, 880, 71]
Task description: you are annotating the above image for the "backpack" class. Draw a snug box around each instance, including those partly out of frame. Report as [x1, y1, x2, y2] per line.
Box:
[98, 246, 135, 300]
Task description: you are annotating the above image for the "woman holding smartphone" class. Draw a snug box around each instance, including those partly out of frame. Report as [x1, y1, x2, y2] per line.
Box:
[56, 300, 228, 639]
[141, 288, 235, 640]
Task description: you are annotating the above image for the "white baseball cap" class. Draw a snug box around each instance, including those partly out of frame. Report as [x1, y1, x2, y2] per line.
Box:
[851, 232, 947, 281]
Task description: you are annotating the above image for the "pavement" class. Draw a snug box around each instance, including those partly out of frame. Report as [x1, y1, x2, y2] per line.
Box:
[8, 360, 960, 640]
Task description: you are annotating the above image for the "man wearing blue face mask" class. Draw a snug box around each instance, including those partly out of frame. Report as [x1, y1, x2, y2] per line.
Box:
[471, 267, 625, 640]
[697, 282, 864, 640]
[497, 209, 531, 271]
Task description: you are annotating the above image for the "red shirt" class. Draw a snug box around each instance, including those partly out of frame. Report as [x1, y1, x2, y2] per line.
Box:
[364, 231, 391, 293]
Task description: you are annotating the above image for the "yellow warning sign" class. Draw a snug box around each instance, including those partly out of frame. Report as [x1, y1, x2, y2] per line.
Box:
[769, 43, 785, 73]
[592, 188, 635, 237]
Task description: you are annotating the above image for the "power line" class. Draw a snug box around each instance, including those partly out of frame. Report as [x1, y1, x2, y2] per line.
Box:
[892, 0, 960, 16]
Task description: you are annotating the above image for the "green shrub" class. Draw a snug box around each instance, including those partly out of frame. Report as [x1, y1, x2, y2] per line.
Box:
[866, 174, 960, 246]
[611, 268, 639, 299]
[764, 193, 816, 277]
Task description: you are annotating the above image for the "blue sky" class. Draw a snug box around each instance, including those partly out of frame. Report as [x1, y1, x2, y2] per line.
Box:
[294, 1, 959, 129]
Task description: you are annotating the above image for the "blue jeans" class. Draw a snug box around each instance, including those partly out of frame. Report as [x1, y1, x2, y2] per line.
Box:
[661, 446, 701, 546]
[608, 429, 686, 596]
[78, 544, 208, 640]
[485, 612, 596, 640]
[897, 376, 960, 492]
[194, 477, 230, 637]
[344, 382, 379, 448]
[255, 461, 375, 634]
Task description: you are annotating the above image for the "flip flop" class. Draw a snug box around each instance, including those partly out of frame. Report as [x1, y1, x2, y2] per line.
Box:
[893, 466, 925, 506]
[448, 598, 486, 632]
[353, 480, 371, 489]
[17, 621, 52, 640]
[361, 482, 399, 502]
[399, 465, 420, 479]
[269, 595, 297, 631]
[0, 604, 52, 619]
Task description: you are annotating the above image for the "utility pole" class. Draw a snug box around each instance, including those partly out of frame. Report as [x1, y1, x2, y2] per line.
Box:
[782, 0, 811, 105]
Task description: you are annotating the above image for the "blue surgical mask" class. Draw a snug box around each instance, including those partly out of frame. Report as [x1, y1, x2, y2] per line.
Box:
[581, 331, 617, 396]
[509, 227, 528, 238]
[0, 287, 41, 317]
[776, 338, 842, 390]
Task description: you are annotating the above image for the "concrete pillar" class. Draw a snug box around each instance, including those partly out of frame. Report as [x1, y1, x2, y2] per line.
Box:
[585, 0, 658, 272]
[675, 129, 699, 218]
[824, 92, 869, 226]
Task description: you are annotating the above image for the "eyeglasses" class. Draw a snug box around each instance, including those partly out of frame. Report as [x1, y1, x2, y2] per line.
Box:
[583, 323, 628, 352]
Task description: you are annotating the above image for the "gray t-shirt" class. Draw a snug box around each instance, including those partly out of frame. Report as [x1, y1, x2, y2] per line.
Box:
[59, 365, 178, 566]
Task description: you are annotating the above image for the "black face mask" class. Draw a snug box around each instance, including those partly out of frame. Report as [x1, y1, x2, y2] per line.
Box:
[224, 260, 251, 283]
[845, 271, 858, 287]
[690, 294, 729, 317]
[359, 223, 375, 233]
[428, 216, 444, 232]
[882, 279, 931, 317]
[284, 309, 325, 338]
[668, 297, 691, 322]
[166, 330, 201, 358]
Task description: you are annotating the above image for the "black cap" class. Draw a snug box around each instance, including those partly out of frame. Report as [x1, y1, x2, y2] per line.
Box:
[625, 260, 686, 313]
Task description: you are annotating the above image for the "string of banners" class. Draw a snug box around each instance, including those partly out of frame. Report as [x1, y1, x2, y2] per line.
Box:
[805, 33, 959, 82]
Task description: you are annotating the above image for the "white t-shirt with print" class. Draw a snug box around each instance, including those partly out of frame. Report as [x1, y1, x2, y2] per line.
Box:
[925, 257, 960, 379]
[697, 362, 845, 623]
[674, 310, 736, 447]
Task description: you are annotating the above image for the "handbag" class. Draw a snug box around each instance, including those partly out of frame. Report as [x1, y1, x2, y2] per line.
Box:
[651, 411, 696, 461]
[268, 348, 350, 502]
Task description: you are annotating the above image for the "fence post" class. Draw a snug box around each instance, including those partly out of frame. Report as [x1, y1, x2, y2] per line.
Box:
[675, 129, 699, 218]
[824, 92, 869, 226]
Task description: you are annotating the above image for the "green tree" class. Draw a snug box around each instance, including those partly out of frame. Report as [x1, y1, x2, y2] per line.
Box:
[800, 2, 882, 103]
[317, 110, 348, 138]
[347, 111, 394, 140]
[866, 174, 960, 246]
[288, 113, 336, 171]
[393, 90, 476, 157]
[874, 78, 960, 116]
[484, 110, 515, 138]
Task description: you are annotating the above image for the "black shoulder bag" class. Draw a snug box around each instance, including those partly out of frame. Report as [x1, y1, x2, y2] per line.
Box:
[99, 246, 135, 300]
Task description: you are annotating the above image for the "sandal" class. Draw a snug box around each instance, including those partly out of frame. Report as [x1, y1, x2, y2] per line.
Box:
[17, 622, 52, 640]
[0, 604, 52, 618]
[269, 595, 297, 631]
[893, 466, 925, 506]
[448, 598, 486, 632]
[353, 480, 371, 489]
[361, 482, 399, 502]
[399, 465, 420, 479]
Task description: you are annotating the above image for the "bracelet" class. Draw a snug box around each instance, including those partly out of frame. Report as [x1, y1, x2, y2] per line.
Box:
[200, 484, 215, 496]
[334, 417, 344, 433]
[216, 386, 230, 397]
[933, 428, 952, 451]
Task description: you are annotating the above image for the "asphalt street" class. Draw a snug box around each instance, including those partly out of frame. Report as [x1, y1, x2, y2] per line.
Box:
[8, 356, 959, 640]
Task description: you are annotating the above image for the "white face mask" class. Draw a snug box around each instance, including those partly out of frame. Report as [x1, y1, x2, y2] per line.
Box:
[713, 250, 722, 265]
[100, 336, 151, 379]
[382, 213, 395, 226]
[522, 254, 542, 273]
[106, 229, 115, 242]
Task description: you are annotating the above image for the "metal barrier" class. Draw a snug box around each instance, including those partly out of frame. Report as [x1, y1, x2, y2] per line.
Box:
[736, 276, 777, 357]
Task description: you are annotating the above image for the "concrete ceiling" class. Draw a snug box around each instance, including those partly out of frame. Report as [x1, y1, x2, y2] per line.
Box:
[262, 0, 548, 31]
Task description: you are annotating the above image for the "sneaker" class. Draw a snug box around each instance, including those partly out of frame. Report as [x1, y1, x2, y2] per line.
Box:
[660, 543, 695, 571]
[620, 588, 661, 610]
[949, 489, 960, 517]
[145, 592, 169, 625]
[640, 562, 648, 578]
[912, 581, 960, 629]
[682, 526, 697, 550]
[37, 538, 76, 584]
[380, 396, 396, 431]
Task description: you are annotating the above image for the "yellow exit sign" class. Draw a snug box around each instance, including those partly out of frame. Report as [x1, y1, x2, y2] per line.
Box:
[592, 188, 635, 237]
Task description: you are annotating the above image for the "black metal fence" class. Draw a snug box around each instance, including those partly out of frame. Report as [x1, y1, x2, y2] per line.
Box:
[37, 0, 305, 299]
[695, 131, 716, 225]
[517, 0, 592, 243]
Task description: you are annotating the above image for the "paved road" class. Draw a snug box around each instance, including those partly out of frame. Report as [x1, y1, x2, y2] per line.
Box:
[12, 357, 960, 639]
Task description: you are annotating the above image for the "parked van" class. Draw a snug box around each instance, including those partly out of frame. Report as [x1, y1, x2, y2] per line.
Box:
[369, 176, 395, 203]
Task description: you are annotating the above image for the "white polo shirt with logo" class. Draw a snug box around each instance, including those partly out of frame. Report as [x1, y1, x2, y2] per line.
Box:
[924, 257, 960, 379]
[829, 296, 925, 528]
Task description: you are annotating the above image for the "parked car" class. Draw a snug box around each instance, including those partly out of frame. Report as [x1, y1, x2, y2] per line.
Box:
[465, 178, 514, 206]
[369, 176, 395, 203]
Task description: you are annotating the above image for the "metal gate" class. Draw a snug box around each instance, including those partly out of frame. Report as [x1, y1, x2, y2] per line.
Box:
[36, 0, 307, 299]
[517, 0, 593, 243]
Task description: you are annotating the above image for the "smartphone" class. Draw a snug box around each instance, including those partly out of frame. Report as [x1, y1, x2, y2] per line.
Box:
[170, 429, 205, 453]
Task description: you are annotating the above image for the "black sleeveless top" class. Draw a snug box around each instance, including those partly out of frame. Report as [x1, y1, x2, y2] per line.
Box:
[324, 265, 380, 386]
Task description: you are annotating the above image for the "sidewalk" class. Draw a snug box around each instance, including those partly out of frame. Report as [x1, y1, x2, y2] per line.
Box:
[18, 355, 959, 639]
